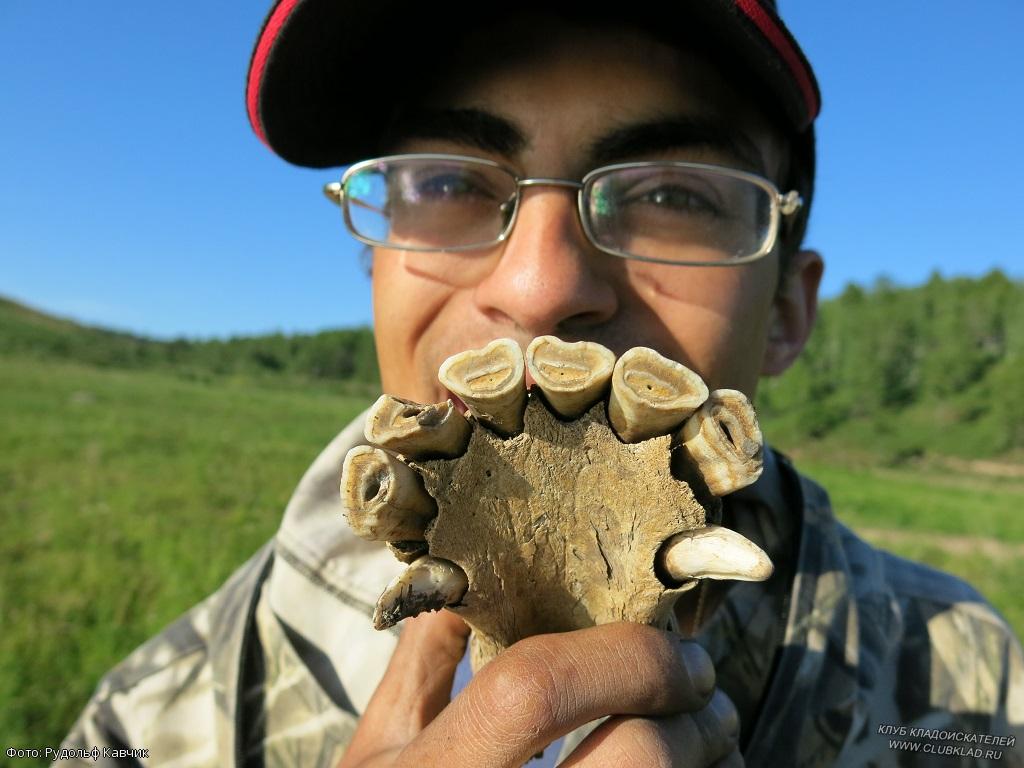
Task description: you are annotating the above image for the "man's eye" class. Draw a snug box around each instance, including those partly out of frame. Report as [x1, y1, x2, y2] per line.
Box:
[628, 185, 721, 217]
[405, 173, 492, 203]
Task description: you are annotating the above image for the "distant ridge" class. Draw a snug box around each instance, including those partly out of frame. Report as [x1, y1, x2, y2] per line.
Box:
[0, 295, 379, 385]
[3, 270, 1023, 459]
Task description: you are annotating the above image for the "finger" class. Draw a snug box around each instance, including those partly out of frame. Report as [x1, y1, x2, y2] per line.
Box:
[340, 610, 470, 766]
[438, 338, 526, 436]
[608, 347, 709, 443]
[560, 689, 740, 768]
[525, 335, 615, 419]
[400, 622, 715, 768]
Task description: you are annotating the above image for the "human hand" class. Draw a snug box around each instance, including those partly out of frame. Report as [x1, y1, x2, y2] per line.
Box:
[337, 612, 741, 768]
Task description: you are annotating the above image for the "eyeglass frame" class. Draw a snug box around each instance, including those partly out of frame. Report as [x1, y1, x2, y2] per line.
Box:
[323, 152, 803, 267]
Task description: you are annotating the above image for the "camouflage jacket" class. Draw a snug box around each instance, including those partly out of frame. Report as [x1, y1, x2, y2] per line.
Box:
[60, 409, 1024, 767]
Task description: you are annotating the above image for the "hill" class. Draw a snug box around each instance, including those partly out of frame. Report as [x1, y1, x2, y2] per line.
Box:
[758, 270, 1024, 462]
[0, 295, 379, 388]
[3, 269, 1023, 461]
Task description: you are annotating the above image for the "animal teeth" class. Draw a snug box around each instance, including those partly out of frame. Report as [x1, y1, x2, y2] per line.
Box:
[438, 338, 526, 437]
[364, 395, 471, 459]
[341, 446, 436, 541]
[679, 389, 763, 496]
[608, 347, 709, 443]
[525, 335, 615, 419]
[658, 525, 773, 582]
[373, 555, 469, 630]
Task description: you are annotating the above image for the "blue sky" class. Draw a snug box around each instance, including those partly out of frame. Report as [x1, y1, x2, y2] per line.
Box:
[3, 2, 1022, 339]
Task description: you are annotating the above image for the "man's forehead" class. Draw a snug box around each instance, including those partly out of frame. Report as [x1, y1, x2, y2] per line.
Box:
[383, 106, 771, 177]
[380, 23, 781, 177]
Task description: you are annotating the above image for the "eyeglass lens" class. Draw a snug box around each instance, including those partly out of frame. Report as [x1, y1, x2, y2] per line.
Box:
[584, 166, 771, 263]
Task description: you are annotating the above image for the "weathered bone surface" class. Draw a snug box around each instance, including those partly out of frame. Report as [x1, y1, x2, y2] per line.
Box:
[364, 395, 470, 459]
[607, 347, 709, 443]
[415, 398, 707, 669]
[438, 338, 526, 437]
[374, 555, 469, 631]
[342, 340, 770, 671]
[680, 389, 764, 496]
[525, 336, 616, 419]
[341, 446, 436, 541]
[659, 525, 773, 582]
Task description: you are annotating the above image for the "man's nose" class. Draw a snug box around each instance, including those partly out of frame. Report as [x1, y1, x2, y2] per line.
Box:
[472, 186, 618, 337]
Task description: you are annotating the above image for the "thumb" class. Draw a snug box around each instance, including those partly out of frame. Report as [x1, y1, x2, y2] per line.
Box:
[348, 610, 471, 759]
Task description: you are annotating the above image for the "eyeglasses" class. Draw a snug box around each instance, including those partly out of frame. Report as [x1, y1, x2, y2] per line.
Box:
[323, 153, 802, 267]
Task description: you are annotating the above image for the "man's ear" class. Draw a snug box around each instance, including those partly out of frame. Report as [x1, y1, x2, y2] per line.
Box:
[761, 249, 824, 376]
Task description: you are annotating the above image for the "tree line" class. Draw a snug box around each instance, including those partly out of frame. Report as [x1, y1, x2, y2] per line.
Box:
[3, 269, 1022, 458]
[757, 270, 1023, 459]
[0, 298, 379, 386]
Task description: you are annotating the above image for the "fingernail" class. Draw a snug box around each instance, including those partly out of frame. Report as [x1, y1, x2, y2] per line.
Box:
[678, 640, 715, 699]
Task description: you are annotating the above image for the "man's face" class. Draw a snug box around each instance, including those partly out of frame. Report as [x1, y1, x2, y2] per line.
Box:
[371, 22, 819, 406]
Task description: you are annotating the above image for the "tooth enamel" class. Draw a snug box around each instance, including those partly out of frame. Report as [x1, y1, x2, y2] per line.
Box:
[607, 347, 709, 443]
[658, 525, 773, 582]
[679, 389, 763, 496]
[526, 336, 615, 419]
[438, 338, 526, 437]
[341, 446, 437, 541]
[364, 395, 471, 459]
[373, 555, 469, 630]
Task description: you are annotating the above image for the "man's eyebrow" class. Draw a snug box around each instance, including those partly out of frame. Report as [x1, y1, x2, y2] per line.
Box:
[380, 107, 527, 157]
[587, 116, 766, 173]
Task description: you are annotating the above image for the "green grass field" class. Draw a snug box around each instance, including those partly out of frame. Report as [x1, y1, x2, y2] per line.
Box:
[0, 357, 371, 751]
[2, 356, 1022, 754]
[783, 456, 1024, 640]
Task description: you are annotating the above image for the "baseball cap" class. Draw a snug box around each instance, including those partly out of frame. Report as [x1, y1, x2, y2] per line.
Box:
[246, 1, 820, 169]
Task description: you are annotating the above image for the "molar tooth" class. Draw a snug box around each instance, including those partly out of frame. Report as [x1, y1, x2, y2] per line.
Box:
[658, 525, 773, 583]
[341, 446, 437, 541]
[373, 555, 469, 630]
[526, 336, 615, 419]
[364, 395, 471, 459]
[438, 338, 526, 437]
[607, 347, 709, 443]
[679, 389, 763, 496]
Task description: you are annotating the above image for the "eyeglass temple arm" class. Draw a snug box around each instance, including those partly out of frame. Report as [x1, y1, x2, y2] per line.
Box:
[322, 182, 386, 215]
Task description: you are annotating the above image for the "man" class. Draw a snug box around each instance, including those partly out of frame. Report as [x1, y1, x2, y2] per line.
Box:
[61, 2, 1023, 766]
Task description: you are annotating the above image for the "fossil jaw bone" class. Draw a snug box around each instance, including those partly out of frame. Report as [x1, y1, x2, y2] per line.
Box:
[607, 347, 709, 443]
[364, 395, 471, 459]
[350, 338, 773, 667]
[680, 389, 764, 496]
[438, 338, 527, 437]
[341, 446, 437, 541]
[374, 555, 469, 630]
[525, 336, 616, 419]
[658, 525, 773, 582]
